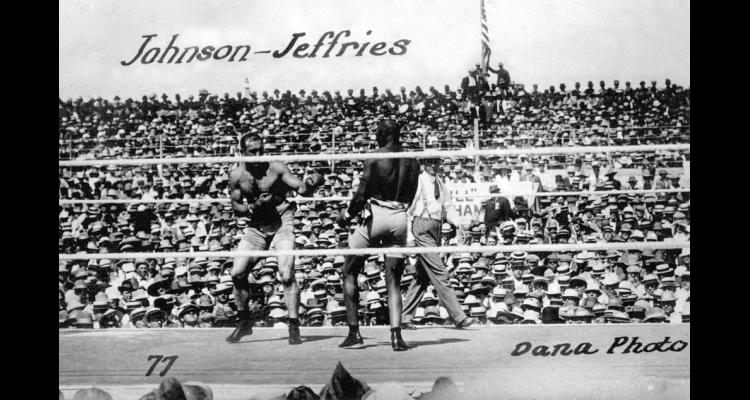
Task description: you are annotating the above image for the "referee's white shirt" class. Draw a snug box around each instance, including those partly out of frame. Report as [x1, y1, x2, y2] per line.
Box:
[407, 172, 461, 226]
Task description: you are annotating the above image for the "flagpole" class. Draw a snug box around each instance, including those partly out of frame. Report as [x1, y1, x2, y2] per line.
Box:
[481, 0, 486, 76]
[480, 0, 490, 77]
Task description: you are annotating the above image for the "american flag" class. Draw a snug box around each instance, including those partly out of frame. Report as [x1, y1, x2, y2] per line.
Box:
[480, 0, 491, 74]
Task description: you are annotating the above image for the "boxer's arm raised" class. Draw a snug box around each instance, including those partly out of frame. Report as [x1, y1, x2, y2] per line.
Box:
[275, 162, 323, 197]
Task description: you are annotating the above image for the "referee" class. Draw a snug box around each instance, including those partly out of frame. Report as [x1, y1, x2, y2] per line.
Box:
[401, 157, 477, 329]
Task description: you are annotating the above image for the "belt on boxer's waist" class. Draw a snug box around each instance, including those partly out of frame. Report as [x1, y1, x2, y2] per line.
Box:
[369, 198, 408, 210]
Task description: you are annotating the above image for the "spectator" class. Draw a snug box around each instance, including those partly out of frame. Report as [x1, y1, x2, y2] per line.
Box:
[487, 62, 511, 93]
[418, 376, 462, 400]
[59, 76, 689, 326]
[483, 185, 514, 233]
[460, 69, 479, 99]
[71, 387, 113, 400]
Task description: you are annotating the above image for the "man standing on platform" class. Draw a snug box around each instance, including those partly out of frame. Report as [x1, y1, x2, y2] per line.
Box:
[461, 69, 478, 99]
[337, 119, 420, 351]
[401, 157, 478, 330]
[488, 62, 511, 94]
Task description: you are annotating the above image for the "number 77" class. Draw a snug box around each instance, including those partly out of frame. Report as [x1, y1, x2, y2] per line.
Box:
[145, 355, 179, 377]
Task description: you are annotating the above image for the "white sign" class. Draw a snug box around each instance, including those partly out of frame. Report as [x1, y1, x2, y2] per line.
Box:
[446, 180, 538, 226]
[447, 182, 491, 226]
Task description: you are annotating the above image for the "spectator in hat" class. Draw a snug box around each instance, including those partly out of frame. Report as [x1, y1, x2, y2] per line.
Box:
[211, 283, 235, 325]
[66, 275, 89, 305]
[586, 162, 605, 188]
[602, 168, 622, 190]
[483, 185, 514, 233]
[74, 311, 96, 329]
[417, 376, 462, 400]
[70, 387, 114, 400]
[598, 273, 621, 304]
[624, 265, 645, 298]
[560, 306, 594, 324]
[655, 170, 672, 190]
[176, 304, 201, 327]
[562, 289, 580, 307]
[460, 69, 479, 98]
[643, 307, 668, 323]
[134, 260, 152, 288]
[583, 281, 602, 305]
[147, 307, 173, 328]
[641, 274, 660, 304]
[488, 62, 511, 93]
[640, 168, 654, 189]
[657, 291, 682, 324]
[626, 175, 641, 190]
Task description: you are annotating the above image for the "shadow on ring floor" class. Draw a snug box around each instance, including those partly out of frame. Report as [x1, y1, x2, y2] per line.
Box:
[234, 334, 339, 344]
[344, 337, 469, 350]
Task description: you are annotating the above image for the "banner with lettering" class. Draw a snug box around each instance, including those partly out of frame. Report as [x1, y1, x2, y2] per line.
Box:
[446, 181, 491, 226]
[60, 0, 475, 98]
[446, 180, 537, 226]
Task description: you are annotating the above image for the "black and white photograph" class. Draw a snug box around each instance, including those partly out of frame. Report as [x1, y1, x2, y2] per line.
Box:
[59, 0, 690, 398]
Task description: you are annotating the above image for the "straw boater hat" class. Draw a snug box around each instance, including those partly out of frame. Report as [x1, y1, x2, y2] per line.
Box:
[606, 310, 632, 324]
[559, 306, 594, 321]
[562, 289, 580, 301]
[644, 307, 668, 322]
[177, 304, 200, 319]
[420, 292, 439, 307]
[147, 275, 172, 297]
[584, 281, 602, 296]
[73, 311, 95, 328]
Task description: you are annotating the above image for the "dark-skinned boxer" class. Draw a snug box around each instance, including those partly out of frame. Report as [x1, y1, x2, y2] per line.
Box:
[337, 119, 420, 351]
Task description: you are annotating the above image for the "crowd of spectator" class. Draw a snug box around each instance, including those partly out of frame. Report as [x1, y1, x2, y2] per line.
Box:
[59, 73, 690, 329]
[59, 70, 689, 162]
[61, 363, 470, 399]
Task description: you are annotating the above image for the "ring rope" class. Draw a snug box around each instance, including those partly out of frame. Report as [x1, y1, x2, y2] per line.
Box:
[59, 125, 692, 143]
[58, 188, 690, 205]
[58, 144, 690, 167]
[58, 241, 690, 261]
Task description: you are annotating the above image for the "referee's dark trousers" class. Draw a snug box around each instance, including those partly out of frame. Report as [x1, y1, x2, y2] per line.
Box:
[401, 216, 468, 325]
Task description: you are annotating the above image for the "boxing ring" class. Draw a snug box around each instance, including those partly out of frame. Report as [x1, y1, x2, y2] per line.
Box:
[59, 144, 690, 399]
[59, 324, 689, 400]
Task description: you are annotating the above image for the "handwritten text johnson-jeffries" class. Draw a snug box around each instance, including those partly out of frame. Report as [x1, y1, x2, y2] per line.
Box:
[121, 31, 412, 66]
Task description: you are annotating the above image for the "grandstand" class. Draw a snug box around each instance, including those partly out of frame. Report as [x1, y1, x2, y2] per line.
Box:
[59, 77, 690, 328]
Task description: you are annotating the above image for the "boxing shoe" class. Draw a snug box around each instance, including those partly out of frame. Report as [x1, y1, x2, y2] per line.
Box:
[455, 317, 478, 329]
[226, 319, 253, 343]
[401, 322, 418, 330]
[288, 319, 302, 345]
[390, 328, 412, 351]
[339, 326, 364, 348]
